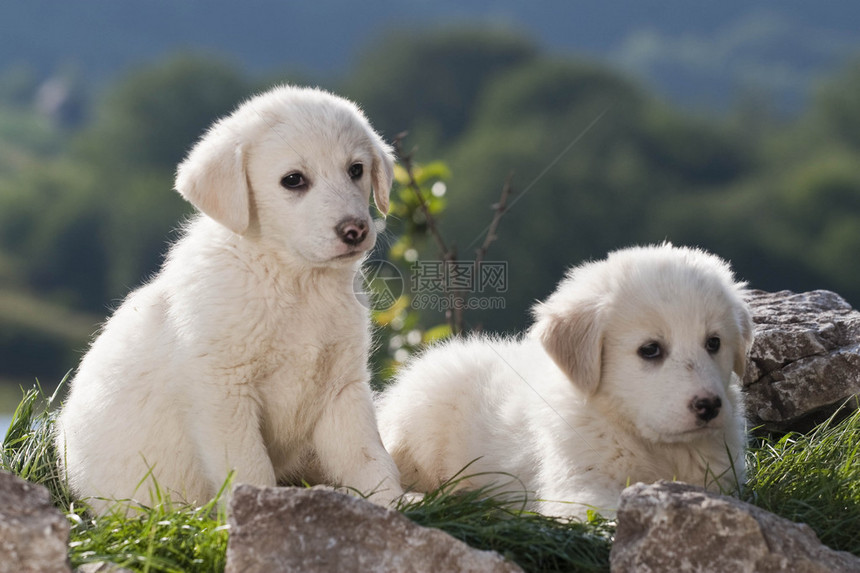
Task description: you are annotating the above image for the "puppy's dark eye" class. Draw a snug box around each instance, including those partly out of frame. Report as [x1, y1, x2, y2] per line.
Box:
[280, 172, 308, 191]
[348, 163, 364, 180]
[638, 342, 663, 360]
[705, 336, 721, 354]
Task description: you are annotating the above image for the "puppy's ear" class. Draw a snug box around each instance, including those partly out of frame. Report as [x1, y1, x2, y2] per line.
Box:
[175, 125, 250, 235]
[533, 301, 603, 395]
[732, 299, 755, 379]
[370, 138, 394, 216]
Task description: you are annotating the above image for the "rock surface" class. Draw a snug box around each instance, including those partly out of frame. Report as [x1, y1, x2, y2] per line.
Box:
[611, 481, 860, 573]
[225, 485, 523, 573]
[0, 471, 71, 573]
[744, 289, 860, 431]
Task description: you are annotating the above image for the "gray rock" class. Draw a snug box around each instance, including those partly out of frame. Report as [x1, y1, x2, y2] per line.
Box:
[225, 484, 523, 573]
[0, 471, 71, 573]
[610, 481, 860, 573]
[744, 289, 860, 431]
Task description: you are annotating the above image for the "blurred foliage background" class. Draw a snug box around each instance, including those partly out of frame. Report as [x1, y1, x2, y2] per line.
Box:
[1, 11, 859, 411]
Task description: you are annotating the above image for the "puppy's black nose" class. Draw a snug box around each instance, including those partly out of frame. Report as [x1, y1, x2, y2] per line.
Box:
[335, 218, 369, 246]
[691, 395, 722, 422]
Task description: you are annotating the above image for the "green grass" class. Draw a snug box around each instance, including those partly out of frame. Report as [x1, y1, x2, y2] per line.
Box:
[744, 405, 860, 555]
[2, 381, 71, 507]
[398, 481, 613, 572]
[66, 498, 229, 572]
[3, 384, 859, 572]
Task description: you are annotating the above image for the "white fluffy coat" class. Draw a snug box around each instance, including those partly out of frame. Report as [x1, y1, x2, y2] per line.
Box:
[376, 244, 753, 517]
[56, 86, 402, 513]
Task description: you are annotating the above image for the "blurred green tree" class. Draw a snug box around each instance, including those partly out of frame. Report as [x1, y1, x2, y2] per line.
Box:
[0, 57, 256, 331]
[343, 28, 537, 151]
[810, 59, 860, 151]
[74, 56, 250, 170]
[434, 58, 759, 330]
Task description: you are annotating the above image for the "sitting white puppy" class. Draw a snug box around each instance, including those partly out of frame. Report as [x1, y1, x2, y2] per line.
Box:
[56, 85, 402, 513]
[376, 244, 753, 517]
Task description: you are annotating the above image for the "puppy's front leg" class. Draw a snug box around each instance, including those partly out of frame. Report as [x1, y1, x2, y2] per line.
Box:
[312, 380, 403, 505]
[189, 382, 276, 496]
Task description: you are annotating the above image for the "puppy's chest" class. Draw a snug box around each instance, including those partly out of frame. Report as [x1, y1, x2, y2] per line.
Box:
[256, 311, 367, 382]
[238, 281, 366, 365]
[212, 267, 370, 406]
[256, 335, 366, 455]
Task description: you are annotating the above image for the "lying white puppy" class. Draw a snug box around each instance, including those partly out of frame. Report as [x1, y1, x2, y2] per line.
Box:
[56, 85, 402, 513]
[376, 244, 753, 517]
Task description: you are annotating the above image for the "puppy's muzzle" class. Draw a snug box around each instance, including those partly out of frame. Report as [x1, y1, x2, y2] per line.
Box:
[690, 394, 722, 423]
[336, 217, 369, 246]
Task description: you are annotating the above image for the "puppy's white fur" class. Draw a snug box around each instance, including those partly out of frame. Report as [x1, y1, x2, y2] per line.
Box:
[56, 85, 402, 513]
[376, 244, 753, 517]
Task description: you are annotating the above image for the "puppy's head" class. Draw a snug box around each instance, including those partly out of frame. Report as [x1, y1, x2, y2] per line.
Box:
[175, 85, 393, 264]
[531, 243, 753, 443]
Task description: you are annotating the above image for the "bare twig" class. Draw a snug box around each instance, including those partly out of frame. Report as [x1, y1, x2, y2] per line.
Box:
[474, 172, 514, 269]
[393, 133, 453, 262]
[392, 133, 515, 337]
[393, 133, 460, 334]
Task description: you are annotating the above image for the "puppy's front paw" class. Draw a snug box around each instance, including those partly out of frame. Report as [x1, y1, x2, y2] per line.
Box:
[360, 484, 406, 508]
[397, 491, 425, 506]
